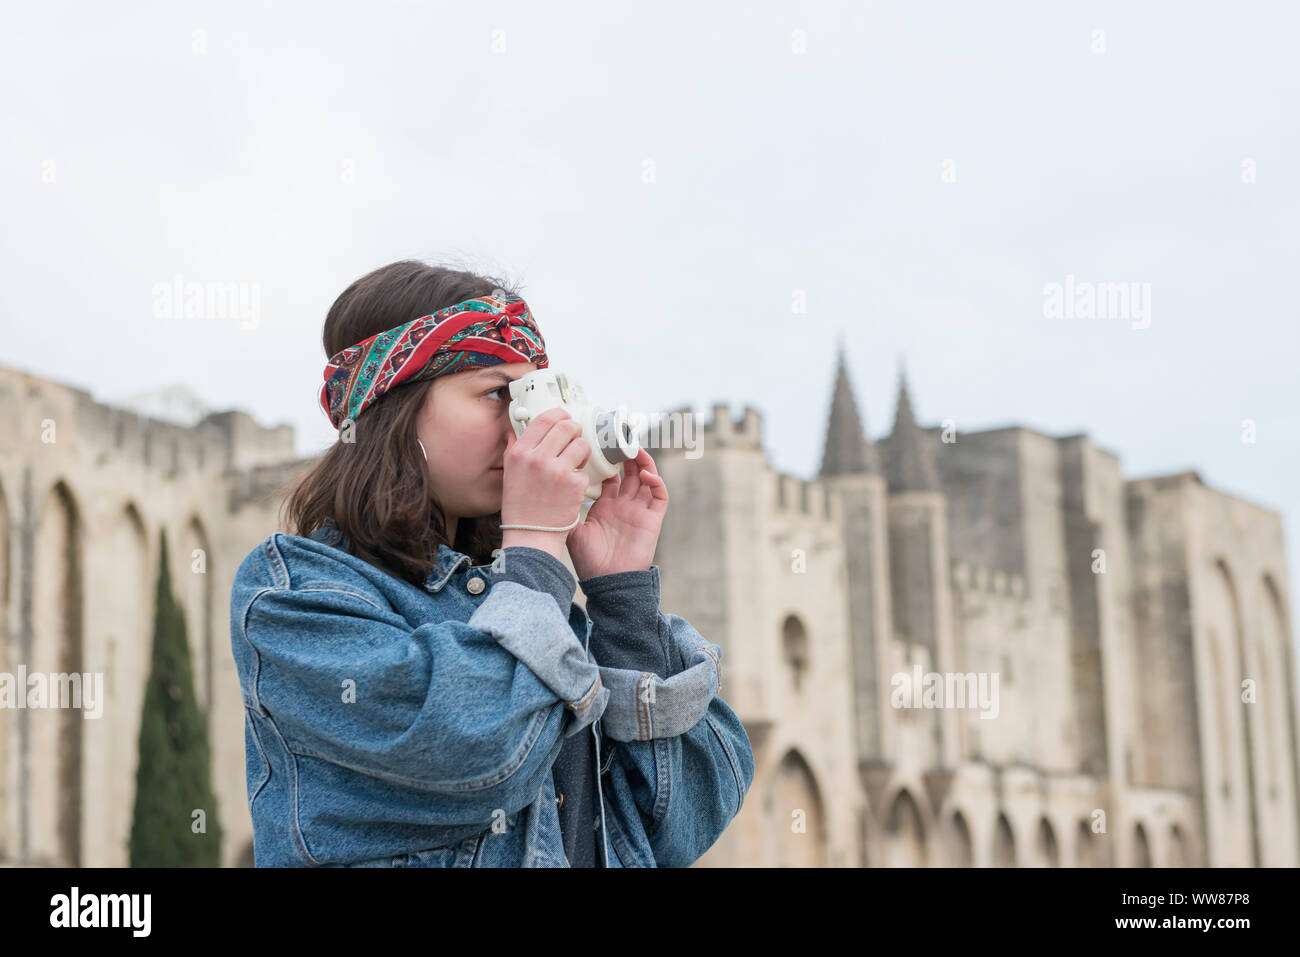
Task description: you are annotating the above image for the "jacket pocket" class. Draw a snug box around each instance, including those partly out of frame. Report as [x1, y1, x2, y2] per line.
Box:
[400, 832, 485, 867]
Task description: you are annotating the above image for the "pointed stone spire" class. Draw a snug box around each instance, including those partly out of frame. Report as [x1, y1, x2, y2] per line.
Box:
[818, 338, 882, 478]
[883, 359, 941, 493]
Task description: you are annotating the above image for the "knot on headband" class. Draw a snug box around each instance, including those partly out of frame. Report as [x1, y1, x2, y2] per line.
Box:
[319, 292, 548, 431]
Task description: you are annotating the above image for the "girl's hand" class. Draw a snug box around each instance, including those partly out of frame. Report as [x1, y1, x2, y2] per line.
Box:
[566, 447, 668, 580]
[500, 407, 591, 563]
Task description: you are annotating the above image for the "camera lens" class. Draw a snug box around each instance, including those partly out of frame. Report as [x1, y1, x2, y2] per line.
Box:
[594, 410, 637, 464]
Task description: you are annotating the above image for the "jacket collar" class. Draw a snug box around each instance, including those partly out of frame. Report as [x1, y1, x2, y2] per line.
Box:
[427, 543, 472, 591]
[309, 519, 473, 593]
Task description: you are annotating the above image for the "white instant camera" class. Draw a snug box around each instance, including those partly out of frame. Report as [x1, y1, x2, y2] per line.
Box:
[507, 369, 641, 524]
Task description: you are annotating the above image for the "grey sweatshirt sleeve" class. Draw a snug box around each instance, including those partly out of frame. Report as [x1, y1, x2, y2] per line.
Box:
[487, 546, 577, 614]
[577, 565, 674, 676]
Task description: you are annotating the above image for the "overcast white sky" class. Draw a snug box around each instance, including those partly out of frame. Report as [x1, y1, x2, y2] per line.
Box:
[3, 1, 1296, 606]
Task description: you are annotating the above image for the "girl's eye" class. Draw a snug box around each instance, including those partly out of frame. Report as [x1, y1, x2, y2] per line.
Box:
[485, 386, 507, 402]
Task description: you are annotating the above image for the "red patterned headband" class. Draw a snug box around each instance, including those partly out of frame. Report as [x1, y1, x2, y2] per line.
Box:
[319, 293, 548, 430]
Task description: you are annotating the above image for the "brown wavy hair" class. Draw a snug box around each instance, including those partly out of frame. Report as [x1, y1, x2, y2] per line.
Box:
[281, 259, 520, 587]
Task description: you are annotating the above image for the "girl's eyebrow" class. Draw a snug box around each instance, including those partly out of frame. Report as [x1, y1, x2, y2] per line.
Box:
[475, 370, 518, 385]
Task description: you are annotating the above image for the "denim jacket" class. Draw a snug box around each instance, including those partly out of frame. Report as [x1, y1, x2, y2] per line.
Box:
[228, 521, 754, 867]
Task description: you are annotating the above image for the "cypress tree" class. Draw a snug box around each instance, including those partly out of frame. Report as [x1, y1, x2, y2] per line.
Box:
[129, 527, 223, 866]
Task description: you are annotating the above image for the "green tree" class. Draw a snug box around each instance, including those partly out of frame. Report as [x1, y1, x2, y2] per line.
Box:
[129, 527, 222, 865]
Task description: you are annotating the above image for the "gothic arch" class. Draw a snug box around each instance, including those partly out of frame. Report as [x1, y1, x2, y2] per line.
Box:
[1133, 821, 1152, 867]
[945, 809, 973, 866]
[765, 748, 828, 866]
[991, 812, 1016, 867]
[1076, 817, 1112, 867]
[884, 788, 927, 867]
[31, 480, 84, 866]
[103, 504, 149, 865]
[1036, 816, 1060, 867]
[1256, 574, 1297, 863]
[1168, 823, 1189, 867]
[180, 515, 214, 720]
[1205, 559, 1259, 865]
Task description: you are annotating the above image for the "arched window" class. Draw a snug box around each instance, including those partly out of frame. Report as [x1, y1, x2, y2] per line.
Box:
[781, 614, 809, 691]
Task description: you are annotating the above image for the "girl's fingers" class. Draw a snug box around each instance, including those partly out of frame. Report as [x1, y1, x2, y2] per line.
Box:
[625, 449, 658, 493]
[635, 468, 668, 506]
[619, 457, 643, 498]
[648, 469, 668, 500]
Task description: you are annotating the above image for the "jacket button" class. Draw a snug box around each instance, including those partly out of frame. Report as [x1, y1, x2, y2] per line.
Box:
[467, 576, 485, 595]
[556, 792, 564, 809]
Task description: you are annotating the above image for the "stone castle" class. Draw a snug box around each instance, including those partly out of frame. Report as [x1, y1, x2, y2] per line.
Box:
[0, 353, 1295, 867]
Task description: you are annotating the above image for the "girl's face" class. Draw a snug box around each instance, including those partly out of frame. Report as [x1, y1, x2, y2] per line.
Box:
[416, 361, 537, 522]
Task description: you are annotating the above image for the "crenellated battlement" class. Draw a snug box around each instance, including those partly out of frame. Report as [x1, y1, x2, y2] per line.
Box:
[642, 401, 765, 458]
[701, 401, 763, 450]
[771, 472, 840, 523]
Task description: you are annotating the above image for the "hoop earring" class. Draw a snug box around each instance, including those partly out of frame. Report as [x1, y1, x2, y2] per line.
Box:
[417, 438, 428, 461]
